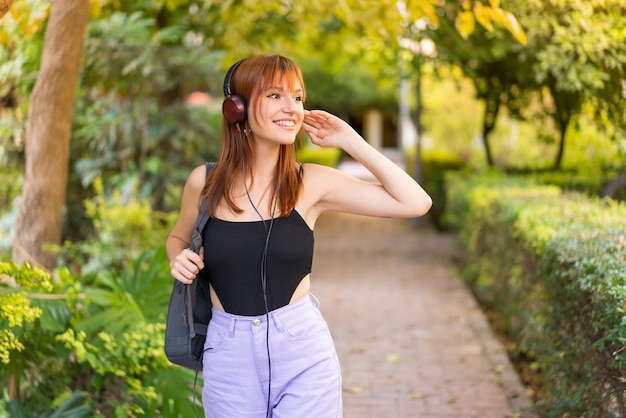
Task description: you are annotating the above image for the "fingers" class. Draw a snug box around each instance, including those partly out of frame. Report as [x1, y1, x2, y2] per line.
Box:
[170, 248, 204, 284]
[303, 110, 330, 126]
[305, 109, 330, 118]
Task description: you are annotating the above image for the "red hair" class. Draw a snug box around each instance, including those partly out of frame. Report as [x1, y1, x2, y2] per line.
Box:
[202, 55, 306, 217]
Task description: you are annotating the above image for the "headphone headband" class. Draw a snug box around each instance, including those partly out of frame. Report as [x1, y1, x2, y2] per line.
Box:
[223, 59, 245, 97]
[222, 59, 248, 125]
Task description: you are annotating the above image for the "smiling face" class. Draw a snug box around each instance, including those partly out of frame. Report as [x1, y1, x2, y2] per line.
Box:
[248, 79, 305, 146]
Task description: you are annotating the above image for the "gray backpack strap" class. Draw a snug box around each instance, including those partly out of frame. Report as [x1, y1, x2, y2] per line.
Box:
[189, 162, 216, 254]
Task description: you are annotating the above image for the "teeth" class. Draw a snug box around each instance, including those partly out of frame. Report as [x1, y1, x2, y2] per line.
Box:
[274, 120, 295, 127]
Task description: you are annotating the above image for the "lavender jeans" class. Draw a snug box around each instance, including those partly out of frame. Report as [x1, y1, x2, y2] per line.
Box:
[202, 293, 343, 418]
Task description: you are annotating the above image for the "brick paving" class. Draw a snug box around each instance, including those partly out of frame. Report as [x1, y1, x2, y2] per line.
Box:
[310, 212, 534, 418]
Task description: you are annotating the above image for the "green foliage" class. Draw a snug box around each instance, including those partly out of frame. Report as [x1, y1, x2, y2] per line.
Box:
[445, 170, 626, 416]
[0, 261, 53, 364]
[0, 167, 21, 217]
[299, 58, 398, 116]
[57, 178, 176, 275]
[0, 0, 47, 165]
[296, 142, 342, 167]
[71, 10, 223, 215]
[5, 390, 94, 418]
[427, 0, 626, 169]
[77, 246, 173, 337]
[416, 64, 624, 174]
[0, 188, 201, 417]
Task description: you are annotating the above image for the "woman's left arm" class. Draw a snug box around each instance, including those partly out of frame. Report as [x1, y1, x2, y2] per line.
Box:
[302, 109, 432, 219]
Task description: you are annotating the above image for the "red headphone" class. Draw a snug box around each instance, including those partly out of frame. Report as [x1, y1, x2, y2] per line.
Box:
[222, 59, 247, 125]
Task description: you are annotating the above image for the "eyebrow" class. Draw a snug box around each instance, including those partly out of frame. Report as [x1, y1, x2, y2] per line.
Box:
[266, 86, 303, 93]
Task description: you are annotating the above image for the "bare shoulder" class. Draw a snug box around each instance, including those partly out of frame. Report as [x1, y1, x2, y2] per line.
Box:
[178, 163, 211, 209]
[300, 162, 342, 193]
[186, 163, 210, 192]
[298, 163, 352, 226]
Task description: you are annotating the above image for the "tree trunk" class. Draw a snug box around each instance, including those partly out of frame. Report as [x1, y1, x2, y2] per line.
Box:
[11, 0, 89, 269]
[553, 121, 567, 170]
[547, 75, 578, 171]
[481, 92, 501, 167]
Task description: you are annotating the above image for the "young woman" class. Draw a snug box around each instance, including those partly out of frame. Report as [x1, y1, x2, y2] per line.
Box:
[166, 54, 432, 417]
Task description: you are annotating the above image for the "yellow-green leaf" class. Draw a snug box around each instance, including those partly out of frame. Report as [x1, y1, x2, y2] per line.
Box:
[473, 2, 494, 32]
[455, 11, 475, 39]
[502, 10, 527, 45]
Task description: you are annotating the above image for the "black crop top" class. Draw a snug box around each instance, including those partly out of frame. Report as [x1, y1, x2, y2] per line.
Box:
[202, 209, 314, 316]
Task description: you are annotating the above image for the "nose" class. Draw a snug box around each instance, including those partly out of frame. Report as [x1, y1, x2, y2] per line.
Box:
[283, 96, 301, 113]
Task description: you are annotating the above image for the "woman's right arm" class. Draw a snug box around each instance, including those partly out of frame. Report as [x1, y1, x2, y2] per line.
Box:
[166, 164, 207, 284]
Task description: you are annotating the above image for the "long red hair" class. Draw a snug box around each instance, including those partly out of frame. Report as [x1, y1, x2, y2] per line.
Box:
[201, 55, 306, 217]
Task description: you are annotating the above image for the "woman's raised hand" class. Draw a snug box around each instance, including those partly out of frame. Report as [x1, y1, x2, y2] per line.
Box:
[303, 110, 360, 150]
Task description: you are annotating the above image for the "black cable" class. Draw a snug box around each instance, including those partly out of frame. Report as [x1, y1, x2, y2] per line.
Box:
[193, 363, 202, 418]
[239, 126, 276, 418]
[192, 126, 276, 418]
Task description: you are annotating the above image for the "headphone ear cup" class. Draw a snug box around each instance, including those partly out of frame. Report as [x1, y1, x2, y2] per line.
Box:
[222, 94, 247, 124]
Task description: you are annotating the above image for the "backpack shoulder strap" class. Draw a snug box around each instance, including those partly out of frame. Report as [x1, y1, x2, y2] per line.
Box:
[189, 162, 216, 253]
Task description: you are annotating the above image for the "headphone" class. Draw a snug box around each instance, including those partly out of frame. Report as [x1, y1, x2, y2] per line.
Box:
[222, 59, 247, 125]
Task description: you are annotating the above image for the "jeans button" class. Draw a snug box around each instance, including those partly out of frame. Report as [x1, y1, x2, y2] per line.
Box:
[253, 319, 261, 326]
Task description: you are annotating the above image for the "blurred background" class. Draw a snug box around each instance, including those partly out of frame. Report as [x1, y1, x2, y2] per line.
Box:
[1, 0, 625, 416]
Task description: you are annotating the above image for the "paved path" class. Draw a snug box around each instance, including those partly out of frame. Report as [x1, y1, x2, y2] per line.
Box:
[310, 212, 534, 418]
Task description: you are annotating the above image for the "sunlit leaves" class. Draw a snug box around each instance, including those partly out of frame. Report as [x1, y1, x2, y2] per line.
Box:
[0, 0, 48, 44]
[473, 2, 494, 31]
[492, 8, 526, 45]
[0, 260, 53, 363]
[455, 11, 475, 39]
[413, 0, 443, 27]
[454, 0, 526, 44]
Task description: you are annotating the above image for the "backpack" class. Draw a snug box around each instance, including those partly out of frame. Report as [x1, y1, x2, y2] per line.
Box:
[164, 162, 215, 370]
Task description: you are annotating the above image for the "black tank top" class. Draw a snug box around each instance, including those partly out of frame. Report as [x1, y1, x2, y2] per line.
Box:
[202, 209, 314, 316]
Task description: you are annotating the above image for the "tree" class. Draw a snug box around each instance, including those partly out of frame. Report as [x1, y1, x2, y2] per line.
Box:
[427, 0, 626, 169]
[11, 0, 89, 269]
[427, 18, 532, 166]
[525, 0, 626, 169]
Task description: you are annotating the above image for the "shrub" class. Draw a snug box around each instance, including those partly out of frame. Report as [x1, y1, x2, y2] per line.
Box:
[446, 170, 626, 417]
[1, 184, 202, 417]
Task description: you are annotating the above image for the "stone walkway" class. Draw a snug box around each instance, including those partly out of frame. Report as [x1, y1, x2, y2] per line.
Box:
[310, 212, 534, 418]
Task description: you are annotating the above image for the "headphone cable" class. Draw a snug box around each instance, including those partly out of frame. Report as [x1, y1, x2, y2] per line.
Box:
[240, 126, 276, 418]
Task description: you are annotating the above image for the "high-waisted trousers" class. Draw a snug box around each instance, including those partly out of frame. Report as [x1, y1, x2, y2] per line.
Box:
[202, 293, 343, 418]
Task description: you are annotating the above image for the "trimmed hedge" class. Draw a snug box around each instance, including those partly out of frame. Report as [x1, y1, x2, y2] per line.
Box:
[444, 170, 626, 417]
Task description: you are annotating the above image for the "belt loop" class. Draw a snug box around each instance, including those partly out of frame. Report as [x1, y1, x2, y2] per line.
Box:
[309, 292, 320, 309]
[228, 317, 236, 335]
[272, 311, 284, 333]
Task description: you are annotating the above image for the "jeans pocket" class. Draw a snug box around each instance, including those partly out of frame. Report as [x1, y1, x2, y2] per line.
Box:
[282, 312, 329, 340]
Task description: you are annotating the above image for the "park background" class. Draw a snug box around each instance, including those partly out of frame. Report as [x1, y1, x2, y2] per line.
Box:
[1, 0, 625, 416]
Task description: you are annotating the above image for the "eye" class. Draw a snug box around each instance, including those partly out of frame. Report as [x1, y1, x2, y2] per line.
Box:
[267, 93, 281, 99]
[294, 96, 303, 102]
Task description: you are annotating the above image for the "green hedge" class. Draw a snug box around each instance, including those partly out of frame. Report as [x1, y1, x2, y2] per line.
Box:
[296, 144, 341, 167]
[445, 170, 626, 417]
